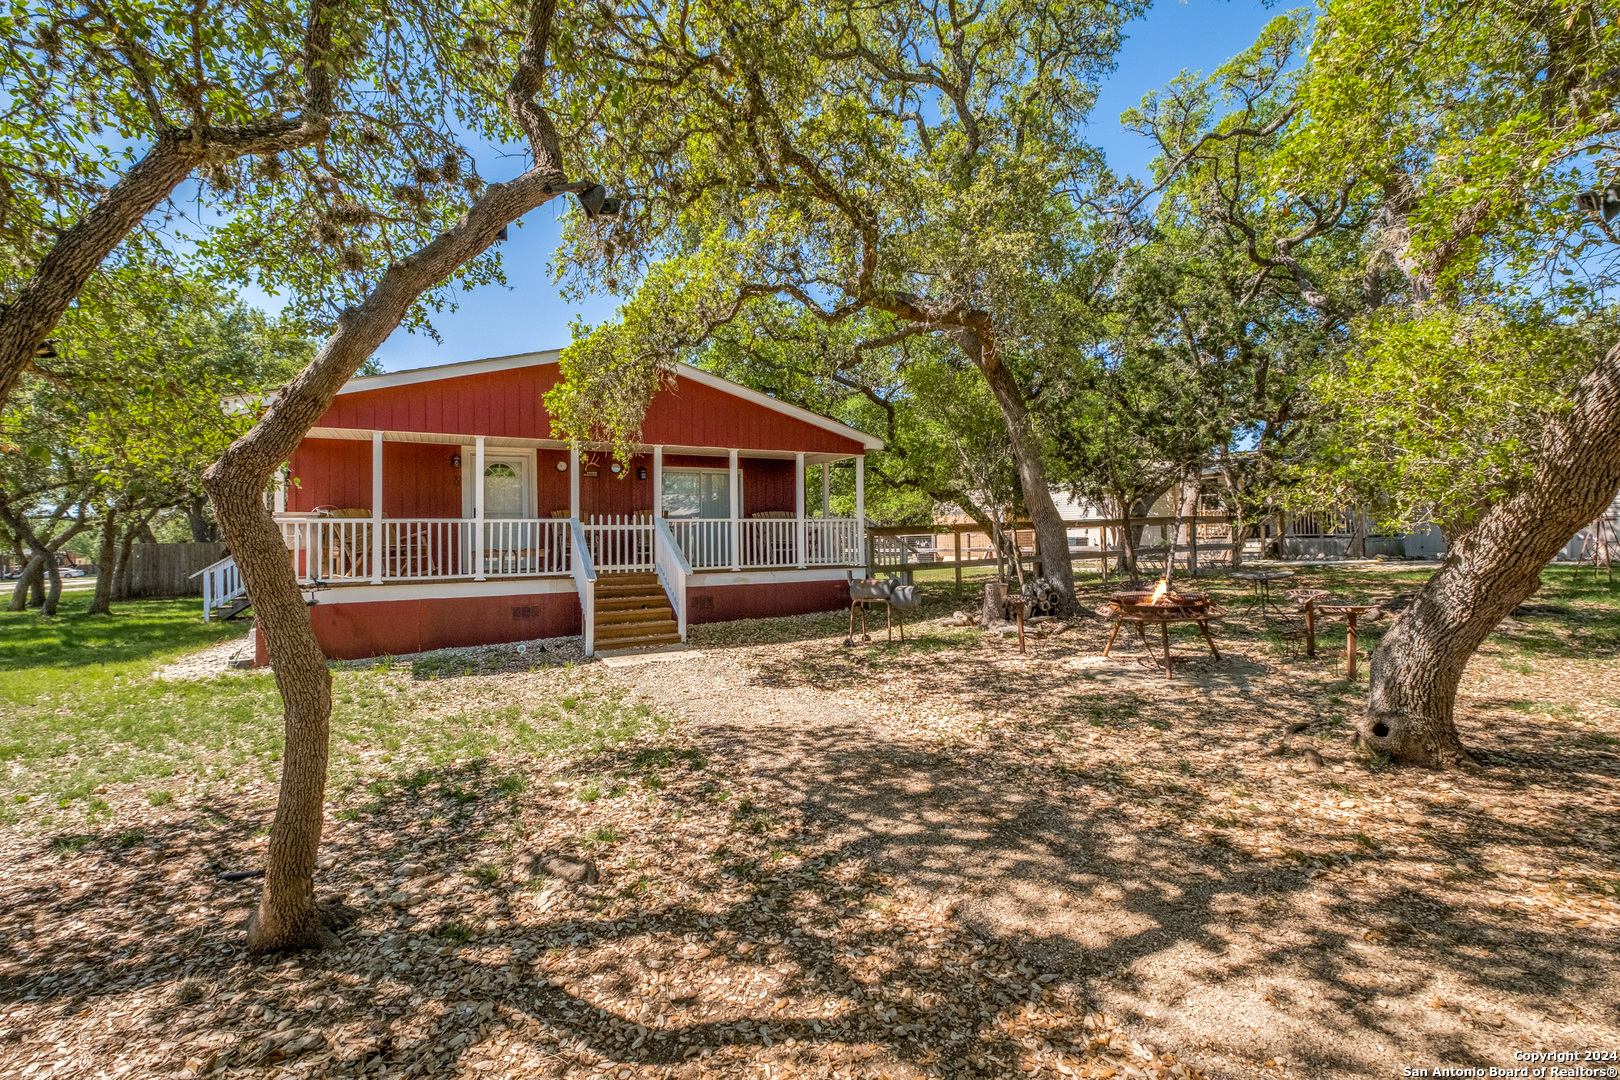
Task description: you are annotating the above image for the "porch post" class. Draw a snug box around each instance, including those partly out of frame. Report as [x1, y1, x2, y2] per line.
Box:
[569, 446, 580, 520]
[729, 449, 741, 571]
[474, 436, 486, 581]
[370, 431, 384, 583]
[821, 463, 830, 517]
[795, 452, 806, 568]
[273, 468, 287, 515]
[652, 446, 663, 517]
[855, 455, 866, 571]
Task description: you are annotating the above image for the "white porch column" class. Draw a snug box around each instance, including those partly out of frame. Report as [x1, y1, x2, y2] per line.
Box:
[652, 445, 664, 517]
[855, 455, 867, 571]
[474, 436, 486, 581]
[370, 431, 384, 583]
[820, 463, 831, 517]
[569, 446, 580, 520]
[729, 449, 741, 571]
[273, 468, 287, 515]
[795, 452, 806, 568]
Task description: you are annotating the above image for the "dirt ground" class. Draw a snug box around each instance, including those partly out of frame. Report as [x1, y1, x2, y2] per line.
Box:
[2, 568, 1618, 1079]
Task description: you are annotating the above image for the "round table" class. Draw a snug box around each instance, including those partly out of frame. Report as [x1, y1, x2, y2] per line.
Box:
[1231, 569, 1295, 614]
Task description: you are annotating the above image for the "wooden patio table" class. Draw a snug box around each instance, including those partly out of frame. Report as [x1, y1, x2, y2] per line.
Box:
[1231, 569, 1295, 614]
[1315, 603, 1383, 679]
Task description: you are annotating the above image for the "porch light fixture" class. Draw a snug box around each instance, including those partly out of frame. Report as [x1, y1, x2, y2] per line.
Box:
[637, 467, 647, 480]
[556, 459, 568, 471]
[451, 453, 461, 468]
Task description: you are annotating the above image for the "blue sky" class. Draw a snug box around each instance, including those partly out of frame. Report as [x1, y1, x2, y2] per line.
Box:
[329, 0, 1285, 372]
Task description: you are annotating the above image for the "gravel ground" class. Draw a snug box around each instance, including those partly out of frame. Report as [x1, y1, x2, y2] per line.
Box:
[2, 577, 1616, 1080]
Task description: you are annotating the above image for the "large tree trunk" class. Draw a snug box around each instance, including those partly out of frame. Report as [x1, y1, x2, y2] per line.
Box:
[41, 559, 63, 616]
[205, 0, 573, 948]
[9, 553, 43, 611]
[1363, 340, 1620, 766]
[185, 493, 216, 543]
[88, 510, 118, 616]
[952, 328, 1077, 612]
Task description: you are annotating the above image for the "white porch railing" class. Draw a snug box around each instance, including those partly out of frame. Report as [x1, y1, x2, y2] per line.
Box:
[666, 518, 732, 570]
[281, 518, 376, 582]
[740, 518, 798, 568]
[805, 518, 863, 566]
[653, 516, 691, 640]
[192, 555, 246, 621]
[481, 519, 571, 577]
[279, 516, 573, 582]
[275, 514, 866, 583]
[569, 518, 598, 654]
[582, 514, 654, 572]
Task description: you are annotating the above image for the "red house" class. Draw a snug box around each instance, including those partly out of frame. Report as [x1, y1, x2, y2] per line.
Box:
[209, 350, 881, 661]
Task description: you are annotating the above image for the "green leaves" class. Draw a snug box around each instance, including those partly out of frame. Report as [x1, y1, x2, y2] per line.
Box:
[1300, 307, 1602, 534]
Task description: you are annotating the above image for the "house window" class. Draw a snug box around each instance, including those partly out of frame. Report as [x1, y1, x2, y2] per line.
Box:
[663, 468, 732, 519]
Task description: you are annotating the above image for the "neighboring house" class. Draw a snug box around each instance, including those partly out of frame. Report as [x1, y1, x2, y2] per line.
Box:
[212, 350, 882, 661]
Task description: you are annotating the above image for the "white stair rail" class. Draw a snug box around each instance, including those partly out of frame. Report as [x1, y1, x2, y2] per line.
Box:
[568, 518, 598, 655]
[653, 516, 691, 641]
[191, 555, 246, 622]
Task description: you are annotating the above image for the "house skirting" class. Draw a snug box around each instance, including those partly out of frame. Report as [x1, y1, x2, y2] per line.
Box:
[253, 569, 854, 663]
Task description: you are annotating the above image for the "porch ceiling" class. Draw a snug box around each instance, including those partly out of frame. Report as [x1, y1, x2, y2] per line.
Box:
[306, 426, 859, 464]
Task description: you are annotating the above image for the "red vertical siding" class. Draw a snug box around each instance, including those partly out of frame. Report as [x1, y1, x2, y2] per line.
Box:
[535, 448, 571, 518]
[385, 443, 460, 518]
[287, 439, 371, 513]
[314, 362, 867, 456]
[581, 452, 653, 518]
[741, 459, 797, 516]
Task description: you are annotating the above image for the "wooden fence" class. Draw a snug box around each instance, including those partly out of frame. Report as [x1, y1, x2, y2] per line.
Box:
[120, 542, 229, 598]
[868, 515, 1237, 588]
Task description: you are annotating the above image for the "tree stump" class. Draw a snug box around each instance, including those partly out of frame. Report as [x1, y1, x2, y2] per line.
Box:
[981, 581, 1006, 629]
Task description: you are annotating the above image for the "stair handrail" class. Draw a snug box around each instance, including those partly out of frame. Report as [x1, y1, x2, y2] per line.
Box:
[568, 518, 598, 655]
[653, 515, 691, 641]
[191, 554, 246, 622]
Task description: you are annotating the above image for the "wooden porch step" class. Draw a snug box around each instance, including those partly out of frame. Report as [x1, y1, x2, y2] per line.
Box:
[596, 619, 678, 641]
[596, 593, 669, 612]
[596, 572, 659, 587]
[595, 586, 665, 599]
[596, 605, 673, 625]
[593, 630, 682, 651]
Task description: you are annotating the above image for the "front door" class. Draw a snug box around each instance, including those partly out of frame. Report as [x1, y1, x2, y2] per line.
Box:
[480, 456, 536, 573]
[483, 458, 529, 518]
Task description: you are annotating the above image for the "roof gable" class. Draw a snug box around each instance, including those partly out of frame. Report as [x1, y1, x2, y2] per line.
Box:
[318, 351, 882, 453]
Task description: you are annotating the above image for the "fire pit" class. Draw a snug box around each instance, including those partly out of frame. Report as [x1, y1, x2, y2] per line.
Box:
[1096, 580, 1223, 679]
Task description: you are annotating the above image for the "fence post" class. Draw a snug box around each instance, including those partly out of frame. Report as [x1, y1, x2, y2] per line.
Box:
[954, 528, 962, 593]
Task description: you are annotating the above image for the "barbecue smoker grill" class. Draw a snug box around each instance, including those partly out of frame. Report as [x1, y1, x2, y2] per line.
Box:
[1097, 583, 1223, 679]
[845, 572, 921, 645]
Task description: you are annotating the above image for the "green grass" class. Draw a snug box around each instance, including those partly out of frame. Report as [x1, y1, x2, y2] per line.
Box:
[1, 595, 669, 810]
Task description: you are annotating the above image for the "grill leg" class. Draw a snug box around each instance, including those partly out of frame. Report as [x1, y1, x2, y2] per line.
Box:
[1161, 621, 1173, 679]
[1197, 619, 1221, 661]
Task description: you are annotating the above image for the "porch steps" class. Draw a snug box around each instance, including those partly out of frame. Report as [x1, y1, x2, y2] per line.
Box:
[591, 572, 682, 653]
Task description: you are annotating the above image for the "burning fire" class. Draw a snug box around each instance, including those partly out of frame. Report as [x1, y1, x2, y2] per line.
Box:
[1148, 578, 1177, 605]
